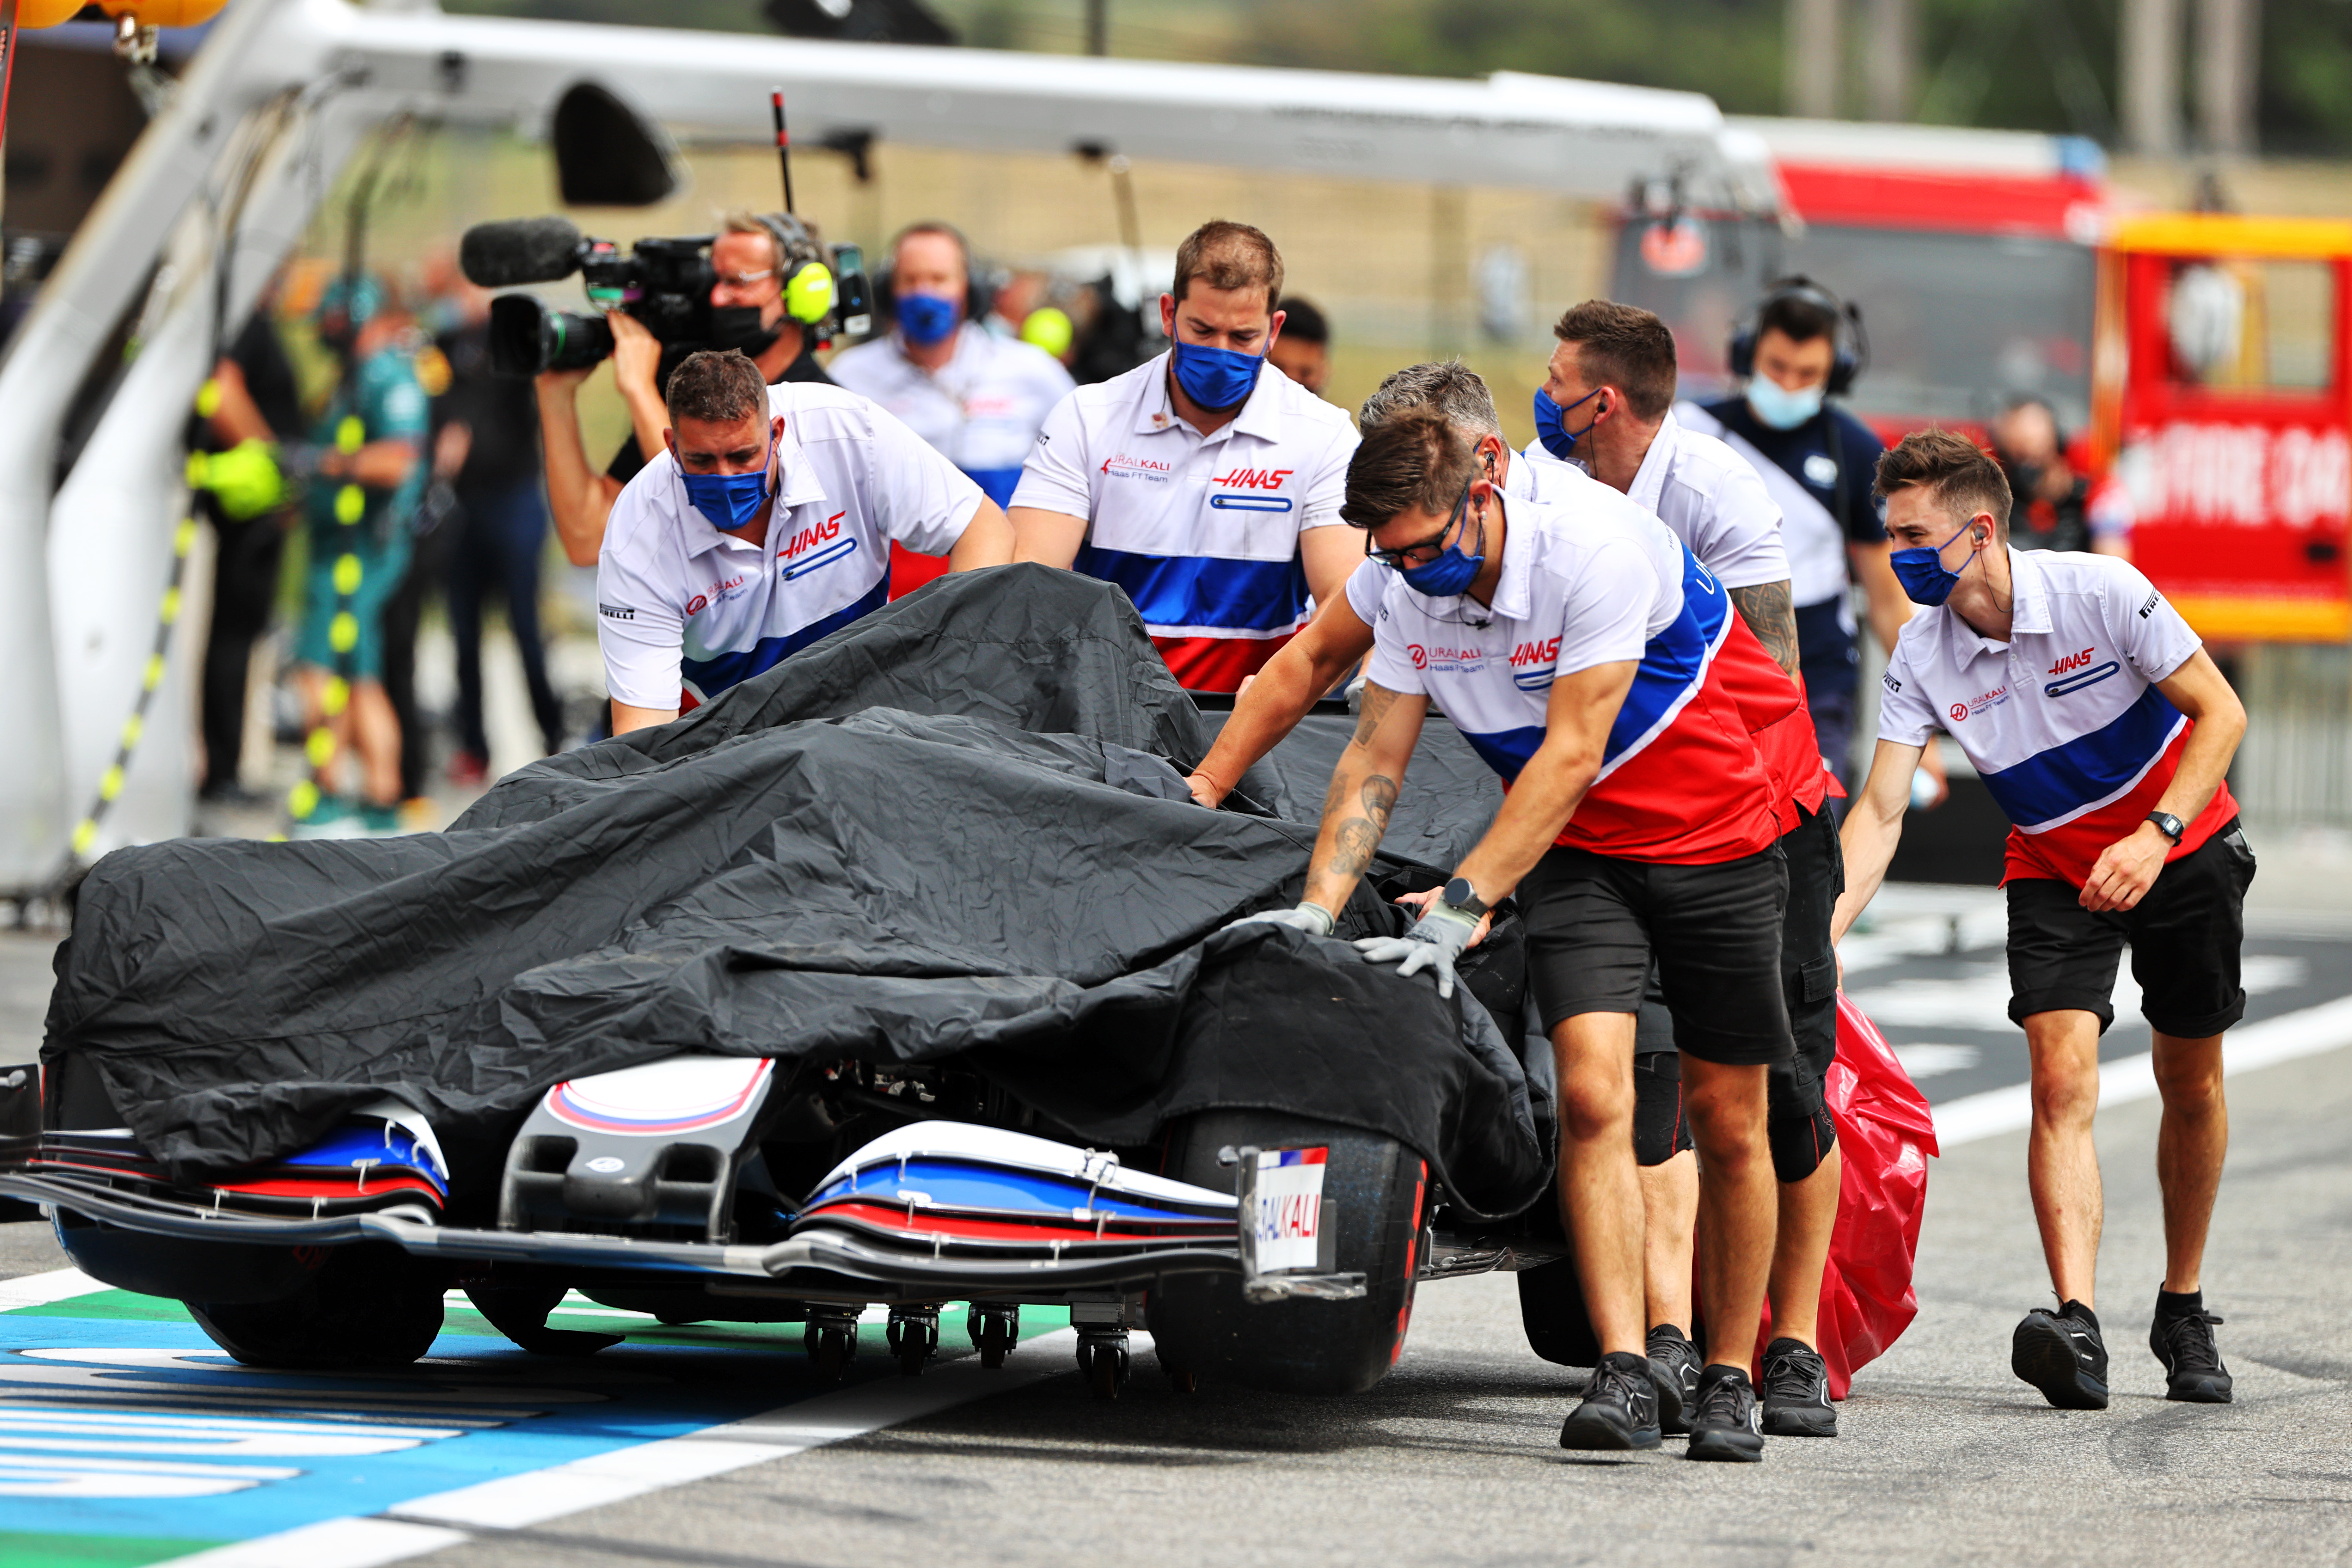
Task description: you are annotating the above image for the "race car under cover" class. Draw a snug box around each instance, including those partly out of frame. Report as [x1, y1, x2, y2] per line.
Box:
[0, 568, 1932, 1397]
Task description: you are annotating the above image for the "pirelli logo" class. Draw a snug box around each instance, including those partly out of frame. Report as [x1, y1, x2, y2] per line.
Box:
[1882, 672, 1902, 694]
[2139, 590, 2160, 619]
[599, 603, 635, 621]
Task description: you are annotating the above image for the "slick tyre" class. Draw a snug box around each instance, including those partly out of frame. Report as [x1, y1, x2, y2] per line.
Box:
[1148, 1110, 1425, 1395]
[187, 1244, 444, 1369]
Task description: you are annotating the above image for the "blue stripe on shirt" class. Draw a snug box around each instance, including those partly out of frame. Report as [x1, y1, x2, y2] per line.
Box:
[1601, 549, 1729, 770]
[962, 466, 1024, 509]
[680, 577, 889, 701]
[1071, 543, 1307, 634]
[1980, 685, 2184, 830]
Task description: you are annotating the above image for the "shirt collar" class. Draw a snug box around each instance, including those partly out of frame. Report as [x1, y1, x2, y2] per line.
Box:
[1941, 545, 2045, 651]
[1487, 493, 1536, 622]
[1500, 447, 1536, 502]
[1626, 408, 1679, 517]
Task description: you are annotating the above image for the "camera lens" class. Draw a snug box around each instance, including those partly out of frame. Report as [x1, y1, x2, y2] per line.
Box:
[487, 294, 615, 377]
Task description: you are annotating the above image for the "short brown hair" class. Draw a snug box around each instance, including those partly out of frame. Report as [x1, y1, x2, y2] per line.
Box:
[1342, 409, 1479, 529]
[665, 349, 768, 425]
[1551, 300, 1678, 421]
[1172, 220, 1282, 310]
[1874, 428, 2012, 538]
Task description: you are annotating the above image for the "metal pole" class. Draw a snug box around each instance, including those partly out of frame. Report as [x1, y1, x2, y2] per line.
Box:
[1785, 0, 1841, 118]
[771, 86, 795, 213]
[2195, 0, 2260, 156]
[1862, 0, 1914, 121]
[1085, 0, 1107, 57]
[2120, 0, 2184, 155]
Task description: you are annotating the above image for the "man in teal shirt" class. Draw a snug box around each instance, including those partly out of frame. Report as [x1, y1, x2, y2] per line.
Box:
[291, 274, 427, 836]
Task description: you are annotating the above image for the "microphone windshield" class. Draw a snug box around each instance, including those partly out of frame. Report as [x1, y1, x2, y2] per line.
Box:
[459, 218, 584, 288]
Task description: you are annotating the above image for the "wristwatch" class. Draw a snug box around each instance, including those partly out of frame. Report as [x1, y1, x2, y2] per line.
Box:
[1440, 876, 1489, 919]
[2146, 811, 2185, 845]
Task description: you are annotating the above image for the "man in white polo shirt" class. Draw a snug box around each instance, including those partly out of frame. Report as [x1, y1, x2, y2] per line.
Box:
[1832, 430, 2249, 1412]
[1231, 409, 1798, 1459]
[828, 222, 1075, 596]
[596, 349, 1013, 732]
[1008, 220, 1359, 694]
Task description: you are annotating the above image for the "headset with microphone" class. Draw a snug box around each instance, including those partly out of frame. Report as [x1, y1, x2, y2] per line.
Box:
[749, 211, 839, 328]
[1727, 275, 1868, 397]
[872, 221, 996, 331]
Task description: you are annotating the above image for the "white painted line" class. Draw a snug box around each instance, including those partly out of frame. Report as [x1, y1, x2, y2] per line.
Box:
[153, 1325, 1081, 1567]
[1934, 993, 2352, 1148]
[387, 1326, 1077, 1531]
[160, 1517, 470, 1568]
[0, 1268, 106, 1311]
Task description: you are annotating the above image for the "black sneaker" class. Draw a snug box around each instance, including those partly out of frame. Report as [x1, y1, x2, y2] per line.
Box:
[2150, 1301, 2233, 1404]
[1647, 1324, 1700, 1436]
[2012, 1302, 2110, 1409]
[1685, 1363, 1767, 1461]
[1559, 1351, 1662, 1451]
[1759, 1336, 1838, 1436]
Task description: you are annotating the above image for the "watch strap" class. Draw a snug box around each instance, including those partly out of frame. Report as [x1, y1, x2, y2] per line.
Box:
[2146, 811, 2185, 845]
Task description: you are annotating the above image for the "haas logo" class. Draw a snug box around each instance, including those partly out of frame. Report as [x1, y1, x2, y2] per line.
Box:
[2048, 646, 2096, 677]
[1210, 466, 1293, 489]
[1408, 643, 1429, 670]
[1510, 637, 1562, 668]
[781, 511, 845, 560]
[1949, 703, 1970, 723]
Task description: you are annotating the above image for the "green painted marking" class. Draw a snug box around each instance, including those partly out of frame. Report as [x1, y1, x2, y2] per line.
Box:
[6, 1289, 192, 1323]
[0, 1531, 229, 1568]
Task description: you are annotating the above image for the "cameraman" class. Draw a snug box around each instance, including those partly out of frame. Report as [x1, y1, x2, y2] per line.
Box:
[537, 211, 837, 569]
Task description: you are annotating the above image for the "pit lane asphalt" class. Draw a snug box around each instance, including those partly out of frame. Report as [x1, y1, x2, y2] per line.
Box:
[4, 873, 2352, 1567]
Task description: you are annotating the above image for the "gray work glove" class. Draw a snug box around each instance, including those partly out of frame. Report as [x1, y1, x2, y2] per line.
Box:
[1354, 902, 1479, 1000]
[1220, 902, 1336, 939]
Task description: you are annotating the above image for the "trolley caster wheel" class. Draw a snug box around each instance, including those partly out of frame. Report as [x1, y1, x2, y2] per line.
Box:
[1164, 1365, 1198, 1395]
[1076, 1328, 1130, 1401]
[887, 1306, 940, 1378]
[803, 1311, 860, 1384]
[967, 1303, 1019, 1369]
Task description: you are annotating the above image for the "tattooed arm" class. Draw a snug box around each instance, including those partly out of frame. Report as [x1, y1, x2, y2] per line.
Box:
[1298, 681, 1429, 918]
[1727, 577, 1800, 679]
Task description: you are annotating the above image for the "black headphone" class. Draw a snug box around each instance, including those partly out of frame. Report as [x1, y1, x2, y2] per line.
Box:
[1728, 276, 1867, 398]
[874, 221, 993, 327]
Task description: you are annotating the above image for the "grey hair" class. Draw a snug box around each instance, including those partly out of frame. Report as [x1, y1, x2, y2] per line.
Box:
[1357, 360, 1503, 440]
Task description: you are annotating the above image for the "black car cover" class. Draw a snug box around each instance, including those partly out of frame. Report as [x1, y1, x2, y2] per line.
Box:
[43, 568, 1547, 1218]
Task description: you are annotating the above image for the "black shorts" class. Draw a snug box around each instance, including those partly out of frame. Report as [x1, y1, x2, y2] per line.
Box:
[1630, 802, 1841, 1179]
[1521, 841, 1793, 1067]
[2006, 818, 2256, 1038]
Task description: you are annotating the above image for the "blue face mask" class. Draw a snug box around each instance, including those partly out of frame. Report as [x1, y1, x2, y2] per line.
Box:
[1746, 374, 1825, 431]
[1397, 489, 1487, 598]
[676, 429, 775, 533]
[1888, 519, 1978, 606]
[1532, 386, 1604, 461]
[897, 292, 959, 348]
[1170, 338, 1263, 411]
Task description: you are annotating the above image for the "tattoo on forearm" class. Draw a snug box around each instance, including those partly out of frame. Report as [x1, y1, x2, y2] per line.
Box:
[1330, 818, 1382, 881]
[1730, 579, 1801, 678]
[1360, 774, 1396, 828]
[1352, 683, 1400, 745]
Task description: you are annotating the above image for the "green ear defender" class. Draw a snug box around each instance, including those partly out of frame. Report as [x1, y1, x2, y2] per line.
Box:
[784, 260, 836, 325]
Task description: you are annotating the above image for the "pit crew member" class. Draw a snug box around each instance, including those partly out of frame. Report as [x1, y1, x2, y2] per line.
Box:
[597, 349, 1012, 733]
[1236, 409, 1796, 1461]
[541, 211, 838, 570]
[1831, 429, 2248, 1412]
[1007, 220, 1359, 693]
[1524, 300, 1852, 1436]
[1681, 278, 1920, 794]
[1266, 294, 1331, 398]
[828, 223, 1076, 510]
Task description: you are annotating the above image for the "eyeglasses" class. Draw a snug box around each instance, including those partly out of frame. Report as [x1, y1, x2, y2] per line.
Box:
[1366, 478, 1475, 569]
[714, 268, 776, 288]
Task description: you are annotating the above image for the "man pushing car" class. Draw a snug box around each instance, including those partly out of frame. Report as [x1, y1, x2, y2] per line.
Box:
[1228, 409, 1796, 1460]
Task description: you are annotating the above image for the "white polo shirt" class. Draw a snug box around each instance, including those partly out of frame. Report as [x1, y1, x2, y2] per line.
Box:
[597, 382, 984, 712]
[1012, 350, 1358, 693]
[826, 322, 1076, 508]
[1875, 548, 2239, 886]
[1518, 408, 1790, 591]
[1357, 491, 1782, 864]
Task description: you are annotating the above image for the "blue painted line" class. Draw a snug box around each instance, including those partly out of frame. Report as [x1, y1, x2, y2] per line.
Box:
[0, 1295, 959, 1555]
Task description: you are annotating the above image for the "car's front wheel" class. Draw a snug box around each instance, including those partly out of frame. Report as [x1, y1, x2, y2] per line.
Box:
[187, 1244, 444, 1369]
